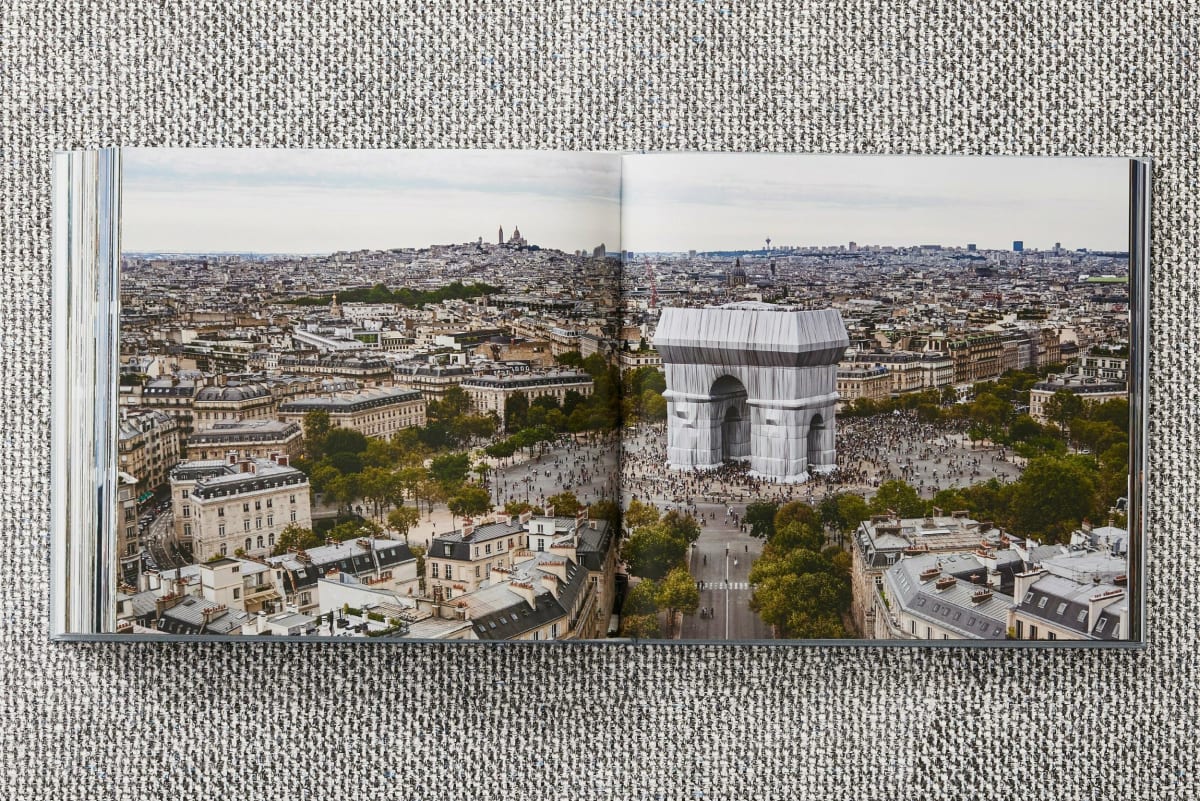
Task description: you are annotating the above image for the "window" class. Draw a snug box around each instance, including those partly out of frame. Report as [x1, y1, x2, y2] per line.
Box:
[266, 499, 272, 508]
[257, 536, 264, 549]
[245, 538, 252, 551]
[181, 489, 189, 499]
[475, 566, 480, 578]
[268, 533, 274, 546]
[243, 503, 250, 513]
[1015, 620, 1023, 638]
[474, 547, 479, 559]
[508, 538, 513, 549]
[1096, 618, 1108, 633]
[1076, 610, 1088, 623]
[183, 523, 192, 537]
[256, 518, 262, 530]
[537, 539, 545, 552]
[244, 520, 251, 531]
[255, 500, 261, 511]
[432, 563, 439, 579]
[1022, 591, 1033, 603]
[550, 623, 558, 639]
[233, 588, 240, 600]
[1048, 632, 1057, 641]
[1037, 596, 1048, 609]
[290, 495, 296, 504]
[182, 506, 190, 518]
[1029, 625, 1039, 640]
[290, 510, 296, 522]
[910, 620, 916, 634]
[267, 515, 273, 526]
[220, 544, 227, 556]
[217, 507, 225, 517]
[485, 543, 492, 555]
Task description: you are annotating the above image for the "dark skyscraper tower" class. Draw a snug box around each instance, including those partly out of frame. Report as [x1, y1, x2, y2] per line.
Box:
[498, 226, 504, 245]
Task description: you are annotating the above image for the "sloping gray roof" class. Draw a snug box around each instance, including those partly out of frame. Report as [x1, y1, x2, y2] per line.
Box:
[653, 304, 849, 368]
[886, 553, 1013, 639]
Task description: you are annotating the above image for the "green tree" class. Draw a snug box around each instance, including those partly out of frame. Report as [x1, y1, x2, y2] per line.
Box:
[504, 392, 529, 431]
[620, 614, 661, 639]
[409, 544, 426, 588]
[869, 480, 927, 518]
[555, 350, 584, 369]
[661, 509, 701, 545]
[622, 578, 660, 615]
[387, 505, 421, 543]
[1043, 389, 1084, 435]
[429, 452, 471, 487]
[1009, 414, 1043, 442]
[546, 491, 582, 518]
[447, 484, 492, 520]
[623, 498, 660, 532]
[302, 410, 331, 459]
[358, 466, 396, 520]
[362, 438, 398, 469]
[657, 567, 700, 637]
[324, 427, 368, 457]
[588, 499, 620, 527]
[271, 523, 321, 555]
[621, 521, 690, 580]
[1008, 455, 1098, 542]
[745, 501, 780, 539]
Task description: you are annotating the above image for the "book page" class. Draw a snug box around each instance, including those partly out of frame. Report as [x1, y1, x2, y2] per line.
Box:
[112, 148, 623, 638]
[618, 153, 1137, 642]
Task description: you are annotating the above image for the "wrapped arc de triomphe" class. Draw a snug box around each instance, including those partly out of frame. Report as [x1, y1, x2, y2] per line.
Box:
[651, 302, 850, 482]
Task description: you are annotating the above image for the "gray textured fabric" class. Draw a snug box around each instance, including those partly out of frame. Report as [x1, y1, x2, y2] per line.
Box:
[0, 2, 1192, 798]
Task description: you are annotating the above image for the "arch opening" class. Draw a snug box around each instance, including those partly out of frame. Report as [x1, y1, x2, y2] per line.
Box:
[807, 413, 825, 472]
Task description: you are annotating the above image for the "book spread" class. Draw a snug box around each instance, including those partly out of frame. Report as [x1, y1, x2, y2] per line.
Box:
[50, 149, 1150, 644]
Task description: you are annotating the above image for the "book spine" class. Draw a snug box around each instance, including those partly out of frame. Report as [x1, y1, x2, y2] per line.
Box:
[50, 148, 121, 637]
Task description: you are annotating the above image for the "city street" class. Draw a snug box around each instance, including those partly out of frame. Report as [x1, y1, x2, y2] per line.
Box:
[679, 504, 774, 640]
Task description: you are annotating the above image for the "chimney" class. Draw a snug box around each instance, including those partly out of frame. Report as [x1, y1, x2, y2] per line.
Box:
[510, 579, 537, 608]
[1013, 568, 1046, 604]
[1087, 586, 1124, 631]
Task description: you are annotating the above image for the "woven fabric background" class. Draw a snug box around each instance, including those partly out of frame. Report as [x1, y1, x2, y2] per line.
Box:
[1, 2, 1195, 798]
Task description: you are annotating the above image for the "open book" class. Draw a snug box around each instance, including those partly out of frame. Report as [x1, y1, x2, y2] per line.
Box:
[51, 149, 1149, 645]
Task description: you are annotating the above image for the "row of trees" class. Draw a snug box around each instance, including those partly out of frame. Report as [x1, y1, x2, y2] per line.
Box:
[296, 407, 496, 540]
[286, 281, 500, 308]
[618, 500, 702, 637]
[747, 501, 854, 639]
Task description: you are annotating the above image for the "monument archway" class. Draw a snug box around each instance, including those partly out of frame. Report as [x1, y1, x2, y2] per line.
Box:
[653, 303, 849, 482]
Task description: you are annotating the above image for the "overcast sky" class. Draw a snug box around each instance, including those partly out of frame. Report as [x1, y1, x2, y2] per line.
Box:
[621, 154, 1131, 252]
[121, 149, 622, 254]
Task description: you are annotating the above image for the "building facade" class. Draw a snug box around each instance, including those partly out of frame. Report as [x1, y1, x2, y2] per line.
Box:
[170, 455, 311, 562]
[185, 419, 305, 462]
[117, 408, 182, 494]
[277, 386, 427, 440]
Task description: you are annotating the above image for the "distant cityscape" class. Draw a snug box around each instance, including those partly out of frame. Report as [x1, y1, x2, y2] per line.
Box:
[114, 230, 1132, 642]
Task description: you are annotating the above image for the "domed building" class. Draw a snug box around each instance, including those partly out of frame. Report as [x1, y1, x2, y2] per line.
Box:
[192, 381, 277, 429]
[727, 257, 748, 288]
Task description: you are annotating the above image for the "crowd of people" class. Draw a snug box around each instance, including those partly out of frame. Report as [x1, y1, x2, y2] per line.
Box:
[493, 431, 620, 511]
[619, 411, 1023, 510]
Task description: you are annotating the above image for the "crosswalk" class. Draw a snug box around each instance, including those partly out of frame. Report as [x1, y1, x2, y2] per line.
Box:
[698, 581, 752, 591]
